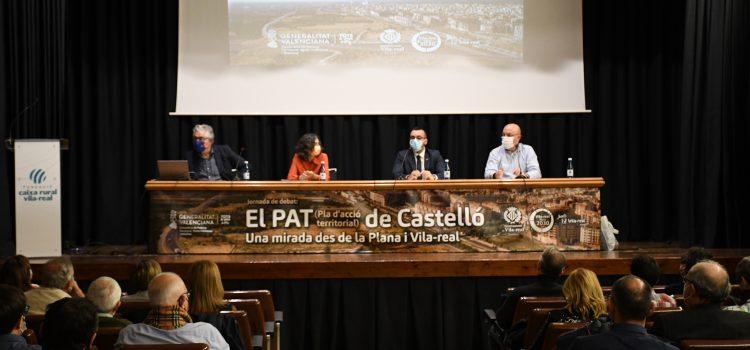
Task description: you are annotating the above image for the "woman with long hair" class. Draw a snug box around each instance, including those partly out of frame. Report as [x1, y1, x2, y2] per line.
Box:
[528, 268, 608, 350]
[287, 133, 330, 181]
[187, 260, 244, 350]
[0, 255, 35, 291]
[124, 259, 162, 300]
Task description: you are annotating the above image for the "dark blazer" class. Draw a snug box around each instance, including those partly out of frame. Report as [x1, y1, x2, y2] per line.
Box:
[97, 315, 132, 328]
[392, 148, 446, 179]
[184, 144, 246, 181]
[496, 275, 563, 329]
[569, 324, 678, 350]
[651, 303, 750, 343]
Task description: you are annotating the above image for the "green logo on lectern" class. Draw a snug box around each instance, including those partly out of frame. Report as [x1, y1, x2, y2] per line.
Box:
[29, 169, 46, 184]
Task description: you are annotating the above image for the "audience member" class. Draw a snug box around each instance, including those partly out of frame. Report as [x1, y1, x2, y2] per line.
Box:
[25, 257, 84, 314]
[565, 275, 677, 350]
[123, 259, 162, 301]
[0, 284, 41, 350]
[115, 272, 229, 349]
[630, 254, 676, 307]
[497, 247, 566, 329]
[187, 261, 244, 350]
[86, 276, 131, 328]
[528, 268, 607, 350]
[651, 260, 750, 343]
[726, 256, 750, 312]
[0, 255, 36, 292]
[40, 297, 98, 350]
[664, 247, 713, 295]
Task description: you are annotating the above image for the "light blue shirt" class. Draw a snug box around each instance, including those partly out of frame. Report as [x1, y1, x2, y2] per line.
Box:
[115, 322, 229, 350]
[483, 143, 542, 179]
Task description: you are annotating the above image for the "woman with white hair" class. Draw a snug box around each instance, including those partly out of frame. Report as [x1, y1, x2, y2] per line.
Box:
[184, 124, 247, 181]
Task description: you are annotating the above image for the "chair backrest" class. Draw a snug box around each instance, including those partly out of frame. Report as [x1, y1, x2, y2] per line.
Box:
[524, 308, 555, 349]
[540, 322, 586, 350]
[94, 327, 124, 350]
[119, 300, 152, 323]
[224, 290, 275, 322]
[680, 339, 750, 350]
[120, 344, 209, 350]
[220, 310, 253, 350]
[25, 314, 44, 337]
[645, 306, 682, 328]
[21, 329, 38, 345]
[513, 297, 567, 325]
[226, 299, 266, 337]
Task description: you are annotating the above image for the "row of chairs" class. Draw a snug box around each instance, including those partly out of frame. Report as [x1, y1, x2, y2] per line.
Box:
[24, 290, 281, 350]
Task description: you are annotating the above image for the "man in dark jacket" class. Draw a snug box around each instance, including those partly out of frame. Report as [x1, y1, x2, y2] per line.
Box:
[651, 260, 750, 344]
[392, 126, 446, 180]
[565, 275, 677, 350]
[184, 124, 247, 181]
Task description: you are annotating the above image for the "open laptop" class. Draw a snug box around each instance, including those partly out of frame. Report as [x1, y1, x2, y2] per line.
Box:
[157, 160, 191, 180]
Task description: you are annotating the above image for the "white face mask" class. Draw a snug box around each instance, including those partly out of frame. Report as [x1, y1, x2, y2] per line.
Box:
[501, 136, 515, 149]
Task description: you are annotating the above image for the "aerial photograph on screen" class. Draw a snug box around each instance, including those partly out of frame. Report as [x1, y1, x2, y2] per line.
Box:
[228, 0, 523, 66]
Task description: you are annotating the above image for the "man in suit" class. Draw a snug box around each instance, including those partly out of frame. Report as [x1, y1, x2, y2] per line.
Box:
[496, 246, 567, 329]
[565, 275, 677, 350]
[651, 260, 750, 343]
[184, 124, 247, 181]
[392, 126, 446, 180]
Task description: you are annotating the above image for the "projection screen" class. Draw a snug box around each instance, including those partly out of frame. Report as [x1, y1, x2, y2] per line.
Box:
[175, 0, 586, 115]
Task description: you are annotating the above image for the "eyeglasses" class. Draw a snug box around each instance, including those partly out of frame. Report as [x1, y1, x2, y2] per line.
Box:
[23, 305, 30, 316]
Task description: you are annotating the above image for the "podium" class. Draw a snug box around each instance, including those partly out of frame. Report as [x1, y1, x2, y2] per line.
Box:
[6, 139, 68, 257]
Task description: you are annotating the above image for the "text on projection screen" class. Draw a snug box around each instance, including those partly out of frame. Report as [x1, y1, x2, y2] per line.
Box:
[175, 0, 585, 115]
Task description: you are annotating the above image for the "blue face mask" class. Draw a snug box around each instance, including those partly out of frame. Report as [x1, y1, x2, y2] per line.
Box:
[409, 138, 423, 152]
[194, 139, 206, 153]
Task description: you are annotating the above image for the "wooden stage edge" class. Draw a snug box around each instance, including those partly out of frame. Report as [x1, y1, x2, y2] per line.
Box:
[28, 242, 750, 281]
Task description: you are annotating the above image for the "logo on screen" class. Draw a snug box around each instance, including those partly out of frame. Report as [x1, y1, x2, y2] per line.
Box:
[503, 206, 523, 224]
[266, 29, 278, 48]
[529, 208, 554, 233]
[28, 169, 46, 184]
[379, 29, 401, 44]
[411, 31, 441, 53]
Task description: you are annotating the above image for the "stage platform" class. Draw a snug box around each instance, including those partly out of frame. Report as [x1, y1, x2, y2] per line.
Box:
[30, 242, 750, 281]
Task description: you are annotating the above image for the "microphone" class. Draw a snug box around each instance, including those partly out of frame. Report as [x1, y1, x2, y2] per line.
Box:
[232, 146, 246, 180]
[5, 98, 40, 148]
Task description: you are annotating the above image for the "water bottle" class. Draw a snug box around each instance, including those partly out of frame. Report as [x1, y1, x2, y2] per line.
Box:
[444, 159, 451, 180]
[320, 161, 327, 181]
[242, 161, 251, 180]
[566, 158, 574, 178]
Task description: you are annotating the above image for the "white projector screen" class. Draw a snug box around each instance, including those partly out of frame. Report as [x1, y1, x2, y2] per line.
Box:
[175, 0, 586, 115]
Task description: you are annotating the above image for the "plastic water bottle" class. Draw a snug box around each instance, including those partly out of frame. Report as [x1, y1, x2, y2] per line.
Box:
[242, 161, 251, 180]
[320, 161, 327, 181]
[566, 158, 574, 178]
[444, 159, 451, 180]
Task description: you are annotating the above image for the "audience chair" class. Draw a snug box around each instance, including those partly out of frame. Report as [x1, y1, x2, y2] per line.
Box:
[645, 306, 682, 329]
[220, 310, 254, 350]
[512, 296, 566, 325]
[118, 300, 152, 323]
[21, 329, 37, 345]
[524, 308, 556, 349]
[120, 344, 209, 350]
[680, 339, 750, 350]
[224, 290, 282, 350]
[540, 322, 586, 350]
[94, 327, 124, 350]
[25, 314, 44, 338]
[227, 298, 270, 350]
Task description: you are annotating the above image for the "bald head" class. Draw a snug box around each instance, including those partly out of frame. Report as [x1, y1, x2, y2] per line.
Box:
[148, 272, 188, 307]
[503, 123, 521, 136]
[611, 275, 652, 322]
[685, 260, 731, 304]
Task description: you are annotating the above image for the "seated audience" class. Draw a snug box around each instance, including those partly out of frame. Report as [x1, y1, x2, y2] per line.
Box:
[651, 260, 750, 343]
[497, 246, 567, 329]
[0, 284, 41, 350]
[86, 276, 132, 328]
[287, 133, 330, 181]
[566, 275, 677, 350]
[726, 256, 750, 312]
[664, 247, 713, 295]
[41, 297, 99, 350]
[25, 257, 84, 314]
[630, 254, 676, 307]
[123, 259, 162, 301]
[115, 272, 229, 349]
[528, 268, 608, 350]
[187, 261, 244, 350]
[0, 255, 36, 291]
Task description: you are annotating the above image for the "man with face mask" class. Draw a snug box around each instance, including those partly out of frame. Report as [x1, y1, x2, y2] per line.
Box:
[484, 123, 541, 179]
[184, 124, 247, 181]
[392, 126, 446, 180]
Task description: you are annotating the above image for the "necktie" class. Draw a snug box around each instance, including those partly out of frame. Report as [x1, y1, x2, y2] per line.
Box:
[416, 155, 423, 171]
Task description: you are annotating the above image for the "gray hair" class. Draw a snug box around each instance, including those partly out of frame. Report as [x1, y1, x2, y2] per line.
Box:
[86, 276, 122, 313]
[39, 257, 75, 290]
[540, 246, 567, 277]
[686, 260, 731, 304]
[192, 124, 214, 140]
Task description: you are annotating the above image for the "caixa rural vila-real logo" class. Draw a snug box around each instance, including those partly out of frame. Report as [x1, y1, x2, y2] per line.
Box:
[28, 168, 47, 184]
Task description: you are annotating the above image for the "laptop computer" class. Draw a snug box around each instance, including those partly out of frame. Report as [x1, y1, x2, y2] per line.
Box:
[157, 160, 191, 180]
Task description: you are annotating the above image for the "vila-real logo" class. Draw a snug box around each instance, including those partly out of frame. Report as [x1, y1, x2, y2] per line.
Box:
[28, 169, 46, 184]
[529, 208, 554, 233]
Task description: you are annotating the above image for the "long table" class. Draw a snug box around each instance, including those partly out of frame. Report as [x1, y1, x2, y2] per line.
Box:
[145, 178, 604, 254]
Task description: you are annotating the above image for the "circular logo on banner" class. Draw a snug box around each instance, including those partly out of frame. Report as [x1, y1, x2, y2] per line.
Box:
[28, 169, 47, 184]
[411, 31, 441, 52]
[380, 29, 401, 44]
[503, 206, 523, 224]
[529, 208, 554, 233]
